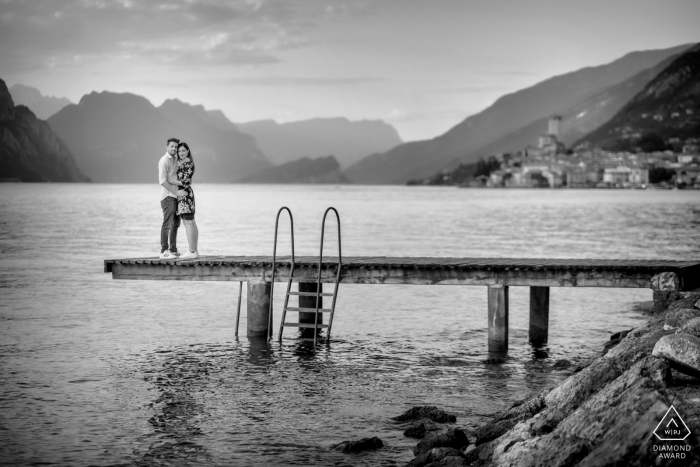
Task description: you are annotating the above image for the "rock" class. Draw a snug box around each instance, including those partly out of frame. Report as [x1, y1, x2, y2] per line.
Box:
[331, 436, 383, 454]
[405, 447, 466, 467]
[413, 427, 469, 456]
[695, 298, 700, 309]
[663, 324, 676, 331]
[404, 422, 427, 438]
[472, 418, 517, 446]
[665, 308, 700, 328]
[493, 387, 551, 423]
[394, 406, 457, 423]
[610, 329, 633, 341]
[678, 317, 700, 338]
[652, 333, 700, 378]
[552, 359, 572, 368]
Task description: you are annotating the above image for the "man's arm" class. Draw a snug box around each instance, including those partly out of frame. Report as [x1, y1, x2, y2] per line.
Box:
[159, 158, 185, 197]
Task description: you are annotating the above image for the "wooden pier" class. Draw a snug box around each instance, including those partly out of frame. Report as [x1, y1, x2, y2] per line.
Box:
[104, 256, 700, 352]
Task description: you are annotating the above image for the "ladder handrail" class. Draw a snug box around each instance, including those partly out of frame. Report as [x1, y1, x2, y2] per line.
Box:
[314, 207, 342, 346]
[269, 207, 295, 341]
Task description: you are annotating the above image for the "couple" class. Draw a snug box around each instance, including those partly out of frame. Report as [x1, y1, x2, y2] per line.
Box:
[158, 137, 199, 259]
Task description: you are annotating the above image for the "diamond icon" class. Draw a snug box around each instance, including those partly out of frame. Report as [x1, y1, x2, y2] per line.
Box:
[654, 406, 691, 441]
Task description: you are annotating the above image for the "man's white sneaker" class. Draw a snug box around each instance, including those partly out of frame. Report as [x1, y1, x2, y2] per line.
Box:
[159, 250, 180, 260]
[180, 250, 200, 259]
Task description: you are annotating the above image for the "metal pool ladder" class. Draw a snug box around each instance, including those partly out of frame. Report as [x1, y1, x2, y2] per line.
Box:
[278, 207, 342, 346]
[267, 207, 296, 341]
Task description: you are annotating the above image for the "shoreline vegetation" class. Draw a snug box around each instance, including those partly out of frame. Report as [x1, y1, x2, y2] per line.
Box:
[336, 293, 700, 466]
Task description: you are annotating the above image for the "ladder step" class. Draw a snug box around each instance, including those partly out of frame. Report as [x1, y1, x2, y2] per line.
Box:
[287, 291, 335, 297]
[283, 323, 329, 329]
[285, 306, 332, 313]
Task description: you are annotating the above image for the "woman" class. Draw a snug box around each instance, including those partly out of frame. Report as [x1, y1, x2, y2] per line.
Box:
[169, 141, 199, 259]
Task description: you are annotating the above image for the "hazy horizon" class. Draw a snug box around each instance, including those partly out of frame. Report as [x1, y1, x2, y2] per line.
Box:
[1, 0, 699, 141]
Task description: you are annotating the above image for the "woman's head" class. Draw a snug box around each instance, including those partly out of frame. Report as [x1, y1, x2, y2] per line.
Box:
[177, 142, 191, 159]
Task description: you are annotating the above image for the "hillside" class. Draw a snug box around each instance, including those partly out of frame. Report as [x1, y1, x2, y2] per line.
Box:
[576, 44, 700, 150]
[439, 50, 686, 173]
[344, 44, 693, 184]
[8, 83, 72, 120]
[239, 155, 350, 184]
[237, 117, 402, 169]
[0, 79, 89, 182]
[47, 93, 271, 182]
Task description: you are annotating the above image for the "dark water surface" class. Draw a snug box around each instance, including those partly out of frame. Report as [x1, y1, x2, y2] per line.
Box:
[1, 184, 699, 466]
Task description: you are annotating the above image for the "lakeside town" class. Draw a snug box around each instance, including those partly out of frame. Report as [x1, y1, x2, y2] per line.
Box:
[412, 116, 700, 189]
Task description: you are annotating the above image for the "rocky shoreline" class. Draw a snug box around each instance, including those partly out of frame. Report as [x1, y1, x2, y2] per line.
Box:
[336, 292, 700, 466]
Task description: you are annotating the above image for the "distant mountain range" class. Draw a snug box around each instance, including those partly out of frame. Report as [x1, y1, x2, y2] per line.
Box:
[237, 118, 402, 169]
[8, 84, 72, 120]
[239, 155, 350, 184]
[0, 79, 89, 182]
[47, 93, 271, 182]
[576, 44, 700, 150]
[344, 43, 694, 184]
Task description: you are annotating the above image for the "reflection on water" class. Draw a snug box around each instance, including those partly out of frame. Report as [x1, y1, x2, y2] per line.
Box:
[1, 185, 699, 466]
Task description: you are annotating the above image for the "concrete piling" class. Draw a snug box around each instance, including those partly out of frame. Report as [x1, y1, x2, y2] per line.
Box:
[488, 285, 509, 353]
[247, 280, 271, 337]
[529, 286, 550, 346]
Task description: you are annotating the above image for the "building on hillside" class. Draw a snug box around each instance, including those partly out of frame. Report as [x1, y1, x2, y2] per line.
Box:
[602, 166, 649, 186]
[525, 115, 566, 159]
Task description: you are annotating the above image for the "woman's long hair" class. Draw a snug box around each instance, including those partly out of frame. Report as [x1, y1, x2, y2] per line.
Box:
[177, 142, 195, 180]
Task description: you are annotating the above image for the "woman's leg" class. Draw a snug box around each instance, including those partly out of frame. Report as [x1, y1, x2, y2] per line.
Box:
[191, 219, 199, 251]
[182, 219, 195, 252]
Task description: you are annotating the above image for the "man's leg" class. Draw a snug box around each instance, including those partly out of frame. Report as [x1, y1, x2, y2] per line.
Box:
[160, 199, 172, 253]
[161, 198, 179, 253]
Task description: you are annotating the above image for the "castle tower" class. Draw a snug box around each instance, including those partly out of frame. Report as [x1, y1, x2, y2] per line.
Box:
[548, 115, 561, 138]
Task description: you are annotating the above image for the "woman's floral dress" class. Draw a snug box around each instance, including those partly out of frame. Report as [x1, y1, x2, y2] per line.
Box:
[176, 156, 195, 218]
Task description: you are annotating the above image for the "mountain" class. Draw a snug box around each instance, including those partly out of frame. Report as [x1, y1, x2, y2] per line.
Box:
[8, 84, 72, 120]
[438, 50, 688, 172]
[239, 155, 350, 184]
[47, 93, 271, 182]
[575, 44, 700, 150]
[344, 43, 694, 184]
[0, 79, 89, 182]
[237, 118, 402, 169]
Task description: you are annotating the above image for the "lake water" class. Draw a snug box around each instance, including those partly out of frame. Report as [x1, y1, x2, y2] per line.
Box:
[1, 184, 699, 466]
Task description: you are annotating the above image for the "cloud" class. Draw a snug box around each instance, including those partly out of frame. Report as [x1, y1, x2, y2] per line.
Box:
[0, 0, 351, 73]
[214, 75, 381, 86]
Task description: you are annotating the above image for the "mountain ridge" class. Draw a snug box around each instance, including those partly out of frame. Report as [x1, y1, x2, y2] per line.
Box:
[343, 43, 694, 184]
[0, 79, 89, 182]
[47, 91, 271, 182]
[8, 83, 72, 120]
[237, 117, 402, 169]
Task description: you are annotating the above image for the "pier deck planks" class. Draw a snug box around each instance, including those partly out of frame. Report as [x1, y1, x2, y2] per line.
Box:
[104, 256, 700, 290]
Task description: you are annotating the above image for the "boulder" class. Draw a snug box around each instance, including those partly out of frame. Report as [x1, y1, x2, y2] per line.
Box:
[652, 333, 700, 378]
[394, 406, 457, 423]
[413, 427, 469, 455]
[472, 418, 518, 446]
[403, 422, 427, 439]
[331, 436, 383, 454]
[665, 308, 700, 328]
[405, 447, 467, 467]
[678, 317, 700, 338]
[552, 359, 572, 368]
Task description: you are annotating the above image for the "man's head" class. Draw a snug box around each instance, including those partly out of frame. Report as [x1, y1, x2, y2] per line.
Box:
[166, 137, 179, 156]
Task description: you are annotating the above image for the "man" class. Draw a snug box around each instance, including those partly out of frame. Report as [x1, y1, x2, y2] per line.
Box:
[159, 137, 187, 259]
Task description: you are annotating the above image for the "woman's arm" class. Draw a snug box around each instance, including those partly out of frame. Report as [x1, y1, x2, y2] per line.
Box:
[167, 174, 183, 186]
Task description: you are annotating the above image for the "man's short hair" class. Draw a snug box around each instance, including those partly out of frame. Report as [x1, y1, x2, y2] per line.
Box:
[167, 137, 180, 145]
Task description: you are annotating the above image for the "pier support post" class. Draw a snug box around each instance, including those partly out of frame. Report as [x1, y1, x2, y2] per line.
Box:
[488, 285, 509, 353]
[247, 281, 271, 337]
[529, 286, 550, 346]
[298, 282, 323, 326]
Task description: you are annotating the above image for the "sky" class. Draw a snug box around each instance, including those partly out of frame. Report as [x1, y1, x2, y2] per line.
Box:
[1, 0, 699, 142]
